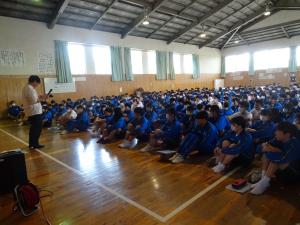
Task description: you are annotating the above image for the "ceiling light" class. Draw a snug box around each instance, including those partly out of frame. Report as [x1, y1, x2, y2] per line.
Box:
[234, 40, 239, 44]
[142, 19, 149, 25]
[264, 3, 271, 16]
[199, 33, 206, 38]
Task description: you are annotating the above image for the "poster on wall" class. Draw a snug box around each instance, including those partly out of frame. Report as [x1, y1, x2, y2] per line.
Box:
[44, 77, 76, 94]
[0, 49, 25, 67]
[37, 53, 55, 74]
[258, 73, 275, 80]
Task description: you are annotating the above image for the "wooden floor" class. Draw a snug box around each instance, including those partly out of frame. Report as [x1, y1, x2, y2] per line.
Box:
[0, 120, 299, 225]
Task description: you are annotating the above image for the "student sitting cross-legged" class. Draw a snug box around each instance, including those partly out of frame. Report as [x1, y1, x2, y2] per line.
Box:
[119, 107, 150, 149]
[212, 116, 253, 173]
[209, 105, 230, 137]
[7, 100, 25, 125]
[170, 110, 218, 164]
[63, 105, 90, 134]
[140, 107, 181, 152]
[97, 107, 126, 144]
[250, 122, 300, 195]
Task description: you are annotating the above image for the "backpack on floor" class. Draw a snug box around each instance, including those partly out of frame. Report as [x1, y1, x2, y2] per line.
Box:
[14, 182, 40, 217]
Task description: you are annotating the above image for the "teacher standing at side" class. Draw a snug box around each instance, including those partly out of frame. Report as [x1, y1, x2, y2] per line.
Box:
[22, 75, 48, 150]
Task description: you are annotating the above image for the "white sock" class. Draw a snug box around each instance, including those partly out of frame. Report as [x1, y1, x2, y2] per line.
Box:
[262, 170, 266, 177]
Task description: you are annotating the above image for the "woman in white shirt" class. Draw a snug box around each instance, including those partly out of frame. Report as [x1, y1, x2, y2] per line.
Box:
[22, 75, 48, 150]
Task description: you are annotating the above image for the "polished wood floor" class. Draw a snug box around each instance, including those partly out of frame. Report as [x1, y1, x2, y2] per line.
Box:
[0, 120, 299, 225]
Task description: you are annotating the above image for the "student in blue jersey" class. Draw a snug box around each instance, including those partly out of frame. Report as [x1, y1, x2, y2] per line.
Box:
[119, 107, 150, 149]
[7, 100, 25, 125]
[170, 111, 218, 164]
[97, 107, 126, 144]
[282, 102, 296, 123]
[140, 107, 182, 152]
[209, 105, 230, 137]
[144, 102, 158, 126]
[269, 95, 283, 111]
[94, 107, 113, 135]
[64, 105, 90, 133]
[250, 122, 300, 195]
[42, 105, 53, 128]
[180, 105, 195, 135]
[247, 109, 275, 144]
[212, 116, 253, 173]
[123, 103, 134, 122]
[222, 101, 234, 116]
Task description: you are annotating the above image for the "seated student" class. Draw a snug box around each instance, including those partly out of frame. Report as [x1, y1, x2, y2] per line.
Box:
[93, 107, 113, 135]
[230, 101, 252, 123]
[209, 105, 230, 137]
[222, 101, 234, 116]
[282, 102, 296, 123]
[119, 107, 150, 149]
[140, 107, 181, 152]
[247, 109, 275, 144]
[64, 105, 90, 133]
[144, 102, 158, 125]
[97, 107, 126, 144]
[294, 113, 300, 139]
[7, 101, 25, 125]
[212, 116, 253, 173]
[180, 105, 195, 135]
[269, 95, 283, 111]
[170, 111, 218, 164]
[42, 105, 53, 128]
[123, 103, 134, 122]
[251, 99, 264, 122]
[57, 106, 77, 129]
[250, 122, 300, 195]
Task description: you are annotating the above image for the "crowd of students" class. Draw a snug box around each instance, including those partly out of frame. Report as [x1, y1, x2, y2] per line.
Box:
[8, 84, 300, 195]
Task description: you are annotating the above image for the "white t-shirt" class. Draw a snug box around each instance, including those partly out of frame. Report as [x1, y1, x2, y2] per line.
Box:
[62, 110, 77, 119]
[22, 84, 42, 117]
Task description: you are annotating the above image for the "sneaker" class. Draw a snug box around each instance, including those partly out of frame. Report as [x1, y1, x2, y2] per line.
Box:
[139, 144, 153, 152]
[35, 145, 45, 149]
[212, 163, 225, 173]
[60, 130, 68, 135]
[169, 153, 178, 161]
[250, 180, 270, 195]
[119, 140, 131, 148]
[171, 154, 184, 164]
[18, 122, 24, 126]
[129, 138, 138, 149]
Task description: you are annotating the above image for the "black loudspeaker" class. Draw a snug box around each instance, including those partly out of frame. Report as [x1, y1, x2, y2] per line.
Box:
[0, 149, 28, 194]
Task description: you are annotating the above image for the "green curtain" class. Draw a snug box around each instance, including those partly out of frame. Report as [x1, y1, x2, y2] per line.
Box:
[192, 54, 200, 79]
[220, 55, 226, 78]
[54, 40, 72, 83]
[124, 47, 133, 81]
[289, 46, 297, 73]
[249, 52, 255, 76]
[110, 46, 125, 82]
[156, 51, 167, 80]
[168, 52, 175, 80]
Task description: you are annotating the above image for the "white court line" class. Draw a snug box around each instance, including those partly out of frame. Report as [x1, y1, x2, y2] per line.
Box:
[0, 128, 241, 223]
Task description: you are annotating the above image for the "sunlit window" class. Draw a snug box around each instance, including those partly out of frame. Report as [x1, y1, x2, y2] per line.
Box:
[147, 51, 156, 74]
[296, 46, 300, 66]
[254, 48, 290, 70]
[183, 54, 193, 74]
[131, 49, 143, 74]
[225, 53, 249, 73]
[173, 53, 182, 74]
[68, 43, 86, 75]
[92, 46, 112, 74]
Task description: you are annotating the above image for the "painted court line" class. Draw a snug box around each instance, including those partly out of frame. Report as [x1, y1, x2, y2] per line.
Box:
[0, 128, 241, 223]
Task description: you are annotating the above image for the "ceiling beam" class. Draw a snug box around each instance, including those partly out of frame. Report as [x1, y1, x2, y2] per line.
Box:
[199, 8, 266, 48]
[237, 34, 249, 45]
[184, 0, 258, 45]
[146, 0, 199, 38]
[166, 0, 235, 44]
[281, 26, 291, 38]
[121, 0, 168, 39]
[48, 0, 71, 29]
[221, 27, 240, 50]
[90, 0, 118, 30]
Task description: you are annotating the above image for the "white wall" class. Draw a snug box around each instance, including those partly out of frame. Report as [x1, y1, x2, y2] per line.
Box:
[0, 16, 221, 75]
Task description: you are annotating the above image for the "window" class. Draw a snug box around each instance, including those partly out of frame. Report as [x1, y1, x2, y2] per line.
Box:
[147, 51, 156, 74]
[183, 54, 193, 74]
[68, 43, 86, 75]
[92, 46, 111, 74]
[254, 48, 290, 70]
[225, 53, 249, 73]
[173, 53, 182, 74]
[296, 46, 300, 66]
[131, 49, 143, 74]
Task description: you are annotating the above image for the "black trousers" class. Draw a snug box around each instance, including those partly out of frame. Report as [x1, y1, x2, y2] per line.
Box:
[28, 114, 43, 147]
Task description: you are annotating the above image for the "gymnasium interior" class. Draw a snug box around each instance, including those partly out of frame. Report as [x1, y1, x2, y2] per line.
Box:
[0, 0, 300, 224]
